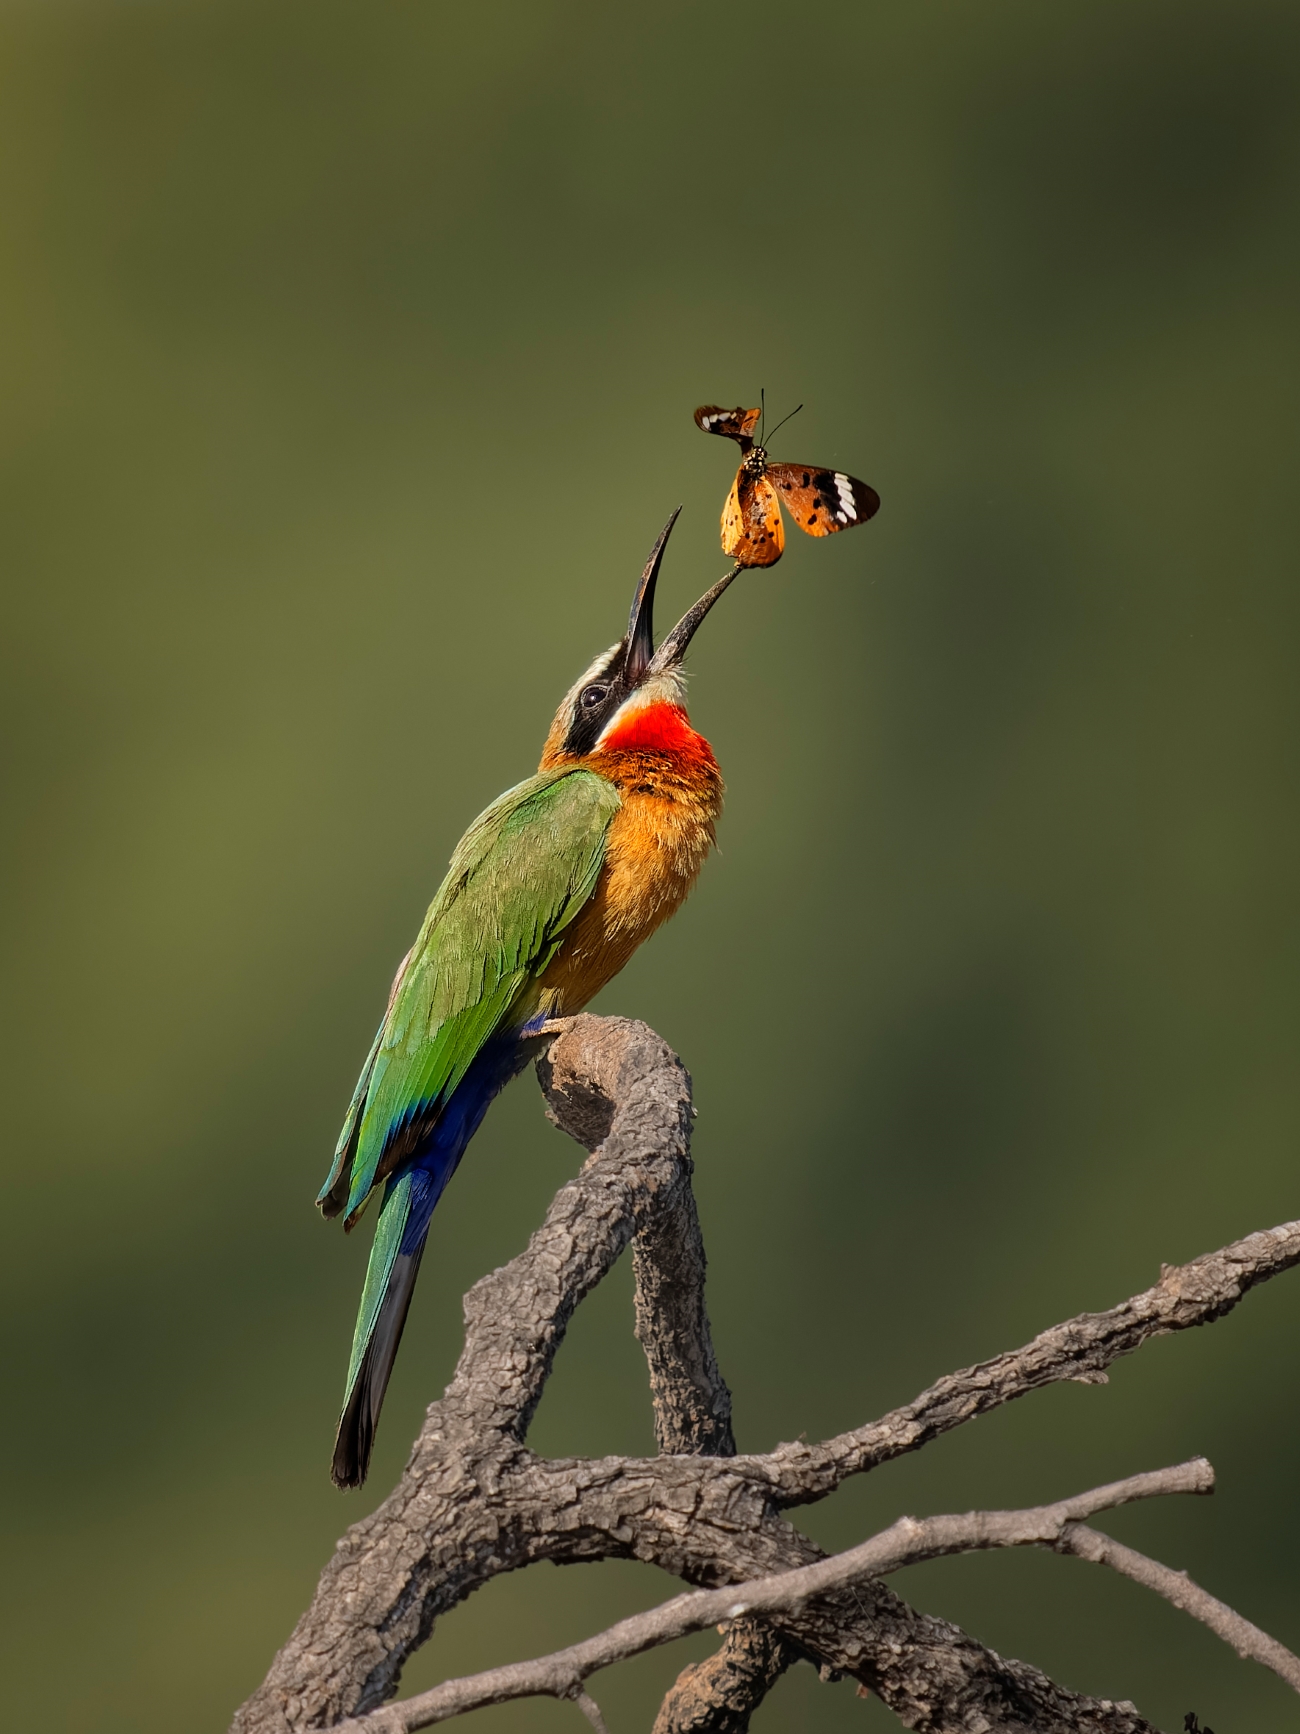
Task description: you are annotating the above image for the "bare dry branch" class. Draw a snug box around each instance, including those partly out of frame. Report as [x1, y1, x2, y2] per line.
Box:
[1059, 1524, 1300, 1692]
[321, 1460, 1230, 1732]
[233, 1016, 725, 1734]
[543, 1017, 779, 1732]
[537, 1029, 735, 1459]
[231, 1017, 1300, 1734]
[741, 1222, 1300, 1506]
[651, 1622, 794, 1734]
[571, 1687, 611, 1734]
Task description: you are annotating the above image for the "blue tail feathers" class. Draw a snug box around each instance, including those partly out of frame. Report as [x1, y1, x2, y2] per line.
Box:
[330, 1031, 539, 1488]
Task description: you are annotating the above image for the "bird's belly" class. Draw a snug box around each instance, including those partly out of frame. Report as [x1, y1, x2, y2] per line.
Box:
[535, 786, 718, 1014]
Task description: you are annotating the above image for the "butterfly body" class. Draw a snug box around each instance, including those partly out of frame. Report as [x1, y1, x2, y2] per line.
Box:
[695, 403, 880, 568]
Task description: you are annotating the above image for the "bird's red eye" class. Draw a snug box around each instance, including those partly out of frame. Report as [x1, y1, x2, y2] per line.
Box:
[580, 684, 609, 710]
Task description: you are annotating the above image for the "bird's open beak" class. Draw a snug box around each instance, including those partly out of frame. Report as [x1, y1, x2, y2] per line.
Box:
[625, 508, 744, 683]
[624, 507, 680, 684]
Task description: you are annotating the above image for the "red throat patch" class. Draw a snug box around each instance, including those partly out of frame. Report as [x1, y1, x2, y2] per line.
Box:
[598, 701, 715, 763]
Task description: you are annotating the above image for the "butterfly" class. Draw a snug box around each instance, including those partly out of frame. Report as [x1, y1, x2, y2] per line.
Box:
[694, 403, 880, 568]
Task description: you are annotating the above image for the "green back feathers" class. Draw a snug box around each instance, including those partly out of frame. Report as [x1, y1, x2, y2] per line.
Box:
[318, 767, 621, 1226]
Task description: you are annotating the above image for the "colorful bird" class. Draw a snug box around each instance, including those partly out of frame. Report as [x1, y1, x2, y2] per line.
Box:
[695, 402, 880, 567]
[318, 512, 740, 1488]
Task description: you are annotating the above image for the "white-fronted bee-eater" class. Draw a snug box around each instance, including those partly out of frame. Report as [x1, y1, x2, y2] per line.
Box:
[318, 512, 740, 1487]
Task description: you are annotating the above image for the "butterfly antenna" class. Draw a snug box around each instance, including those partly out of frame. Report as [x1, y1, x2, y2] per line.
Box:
[763, 402, 804, 449]
[759, 387, 766, 446]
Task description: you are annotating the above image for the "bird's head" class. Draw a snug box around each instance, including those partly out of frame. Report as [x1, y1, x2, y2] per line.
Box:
[540, 509, 739, 768]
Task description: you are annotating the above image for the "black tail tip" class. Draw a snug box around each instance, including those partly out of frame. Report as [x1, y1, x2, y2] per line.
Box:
[329, 1244, 425, 1491]
[330, 1390, 376, 1489]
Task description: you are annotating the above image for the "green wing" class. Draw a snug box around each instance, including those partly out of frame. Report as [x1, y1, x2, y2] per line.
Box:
[318, 767, 621, 1227]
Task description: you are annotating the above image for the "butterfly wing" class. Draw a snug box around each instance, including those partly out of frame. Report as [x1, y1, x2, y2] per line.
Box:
[767, 464, 880, 538]
[695, 405, 762, 451]
[722, 467, 785, 567]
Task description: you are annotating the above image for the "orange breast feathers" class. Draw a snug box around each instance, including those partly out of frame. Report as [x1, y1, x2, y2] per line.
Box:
[535, 702, 723, 1013]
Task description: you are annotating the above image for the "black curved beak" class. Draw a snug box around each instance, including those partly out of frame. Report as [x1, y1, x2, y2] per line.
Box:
[624, 507, 681, 684]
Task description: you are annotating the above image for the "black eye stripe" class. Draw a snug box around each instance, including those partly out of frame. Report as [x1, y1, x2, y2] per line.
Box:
[562, 657, 628, 756]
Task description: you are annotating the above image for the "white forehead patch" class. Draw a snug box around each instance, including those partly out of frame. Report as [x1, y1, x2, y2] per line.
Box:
[558, 642, 622, 723]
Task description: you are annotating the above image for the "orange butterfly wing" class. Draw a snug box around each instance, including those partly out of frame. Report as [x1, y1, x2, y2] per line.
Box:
[695, 405, 762, 449]
[722, 467, 785, 567]
[767, 463, 880, 538]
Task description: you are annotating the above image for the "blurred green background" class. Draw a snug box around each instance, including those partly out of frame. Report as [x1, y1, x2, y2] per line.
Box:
[3, 1, 1299, 1729]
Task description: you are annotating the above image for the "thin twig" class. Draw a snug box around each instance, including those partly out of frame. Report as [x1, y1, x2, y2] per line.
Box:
[748, 1222, 1300, 1505]
[1059, 1524, 1300, 1692]
[571, 1688, 611, 1734]
[328, 1461, 1227, 1732]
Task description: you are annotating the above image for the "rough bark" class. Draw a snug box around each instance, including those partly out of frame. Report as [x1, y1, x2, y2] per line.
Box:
[651, 1625, 795, 1734]
[324, 1463, 1237, 1732]
[231, 1016, 1300, 1734]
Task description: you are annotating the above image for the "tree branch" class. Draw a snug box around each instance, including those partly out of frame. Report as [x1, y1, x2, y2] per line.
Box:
[1058, 1524, 1300, 1692]
[231, 1017, 1300, 1734]
[651, 1622, 795, 1734]
[543, 1018, 764, 1733]
[322, 1460, 1258, 1732]
[537, 1029, 735, 1459]
[739, 1221, 1300, 1506]
[232, 1017, 699, 1732]
[571, 1688, 611, 1734]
